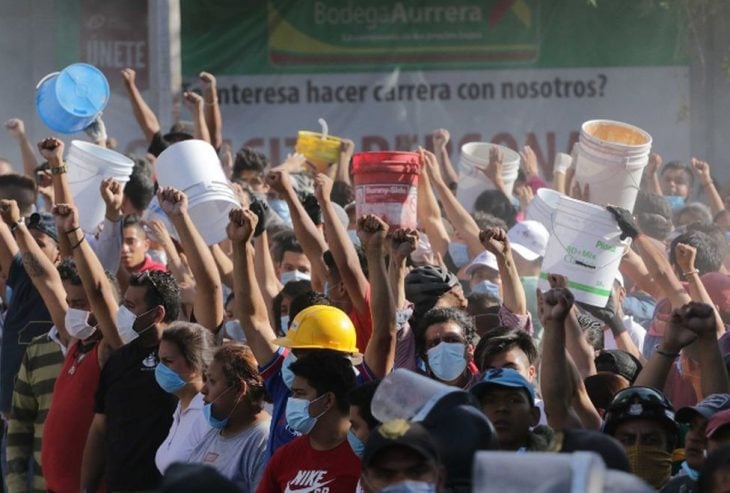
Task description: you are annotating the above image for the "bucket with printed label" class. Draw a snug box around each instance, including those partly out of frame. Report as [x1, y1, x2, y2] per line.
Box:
[352, 151, 421, 230]
[538, 195, 629, 307]
[156, 140, 239, 245]
[66, 140, 134, 232]
[35, 63, 109, 134]
[456, 142, 520, 212]
[575, 119, 652, 212]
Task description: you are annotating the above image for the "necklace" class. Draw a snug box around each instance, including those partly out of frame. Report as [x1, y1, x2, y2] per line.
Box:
[68, 346, 92, 375]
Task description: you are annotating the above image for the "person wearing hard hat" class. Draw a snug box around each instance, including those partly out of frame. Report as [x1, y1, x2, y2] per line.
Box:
[227, 208, 396, 459]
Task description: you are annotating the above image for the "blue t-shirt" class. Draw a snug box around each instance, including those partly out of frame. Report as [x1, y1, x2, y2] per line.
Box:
[0, 254, 53, 412]
[260, 347, 373, 458]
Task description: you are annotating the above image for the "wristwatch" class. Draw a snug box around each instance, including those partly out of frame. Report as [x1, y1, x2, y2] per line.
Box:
[10, 216, 25, 233]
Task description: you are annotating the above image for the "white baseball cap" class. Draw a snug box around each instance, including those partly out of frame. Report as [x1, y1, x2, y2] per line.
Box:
[508, 220, 549, 261]
[465, 250, 499, 276]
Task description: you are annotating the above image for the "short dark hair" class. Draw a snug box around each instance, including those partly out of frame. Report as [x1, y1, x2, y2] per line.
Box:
[473, 190, 517, 228]
[686, 222, 728, 259]
[289, 349, 357, 414]
[123, 214, 147, 237]
[0, 174, 37, 215]
[698, 444, 730, 493]
[128, 270, 181, 322]
[233, 148, 268, 178]
[212, 344, 265, 413]
[288, 290, 331, 325]
[348, 380, 381, 430]
[324, 248, 368, 280]
[660, 160, 694, 187]
[58, 258, 121, 302]
[331, 181, 355, 208]
[162, 322, 215, 375]
[473, 327, 538, 372]
[472, 210, 508, 231]
[676, 203, 713, 226]
[669, 230, 724, 275]
[270, 230, 304, 264]
[634, 191, 673, 240]
[416, 307, 477, 355]
[123, 160, 155, 211]
[273, 281, 314, 334]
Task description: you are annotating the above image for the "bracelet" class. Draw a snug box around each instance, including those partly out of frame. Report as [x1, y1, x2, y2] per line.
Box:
[682, 269, 700, 278]
[70, 235, 86, 250]
[50, 164, 68, 175]
[10, 217, 25, 233]
[64, 226, 81, 235]
[654, 345, 679, 359]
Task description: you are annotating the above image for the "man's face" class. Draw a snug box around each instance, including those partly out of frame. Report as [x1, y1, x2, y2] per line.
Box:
[479, 386, 539, 450]
[29, 229, 59, 264]
[613, 418, 671, 451]
[290, 375, 330, 423]
[660, 168, 691, 198]
[349, 405, 372, 443]
[121, 226, 149, 270]
[424, 321, 469, 358]
[481, 347, 536, 383]
[470, 266, 500, 288]
[278, 250, 311, 276]
[684, 414, 708, 469]
[63, 281, 90, 311]
[363, 446, 440, 492]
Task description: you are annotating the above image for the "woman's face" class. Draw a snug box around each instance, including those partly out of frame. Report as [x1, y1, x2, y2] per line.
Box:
[201, 360, 241, 418]
[159, 339, 197, 381]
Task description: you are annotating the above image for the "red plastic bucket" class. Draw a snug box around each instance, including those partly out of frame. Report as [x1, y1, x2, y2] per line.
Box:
[351, 151, 421, 230]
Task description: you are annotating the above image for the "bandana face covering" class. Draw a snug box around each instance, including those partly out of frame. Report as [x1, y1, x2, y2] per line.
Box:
[626, 445, 672, 489]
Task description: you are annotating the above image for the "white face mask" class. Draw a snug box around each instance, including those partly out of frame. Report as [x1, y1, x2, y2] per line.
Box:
[279, 269, 311, 286]
[115, 305, 155, 344]
[65, 307, 97, 340]
[280, 315, 290, 334]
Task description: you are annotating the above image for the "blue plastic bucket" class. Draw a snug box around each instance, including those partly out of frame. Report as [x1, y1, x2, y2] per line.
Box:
[35, 63, 109, 134]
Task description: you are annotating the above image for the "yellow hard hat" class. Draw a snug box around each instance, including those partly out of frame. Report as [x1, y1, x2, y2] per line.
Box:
[272, 304, 360, 354]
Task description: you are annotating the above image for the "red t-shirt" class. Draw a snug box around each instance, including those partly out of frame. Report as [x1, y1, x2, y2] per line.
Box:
[256, 436, 361, 493]
[349, 286, 373, 354]
[134, 255, 168, 273]
[41, 341, 103, 493]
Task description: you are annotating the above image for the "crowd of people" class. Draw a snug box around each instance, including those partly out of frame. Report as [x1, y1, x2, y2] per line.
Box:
[0, 67, 729, 493]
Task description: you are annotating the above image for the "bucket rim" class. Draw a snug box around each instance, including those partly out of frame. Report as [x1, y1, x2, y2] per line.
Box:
[580, 119, 652, 148]
[460, 142, 521, 164]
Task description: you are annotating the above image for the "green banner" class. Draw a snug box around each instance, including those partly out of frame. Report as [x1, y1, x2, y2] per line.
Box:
[181, 0, 688, 75]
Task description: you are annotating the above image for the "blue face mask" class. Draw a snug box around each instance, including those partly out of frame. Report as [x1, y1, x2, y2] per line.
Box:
[380, 481, 437, 493]
[427, 342, 467, 382]
[281, 352, 297, 389]
[280, 269, 311, 286]
[471, 280, 500, 297]
[154, 363, 187, 394]
[4, 286, 12, 306]
[681, 460, 700, 481]
[224, 319, 245, 342]
[280, 315, 290, 334]
[203, 386, 236, 429]
[448, 242, 470, 268]
[285, 395, 326, 434]
[664, 195, 686, 211]
[269, 199, 292, 226]
[347, 430, 365, 458]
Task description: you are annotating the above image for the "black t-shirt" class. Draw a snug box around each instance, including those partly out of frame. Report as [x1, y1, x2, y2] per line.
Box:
[94, 339, 177, 491]
[147, 131, 170, 157]
[0, 254, 53, 412]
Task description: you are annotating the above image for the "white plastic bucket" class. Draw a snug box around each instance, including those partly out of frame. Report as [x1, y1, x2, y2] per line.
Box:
[538, 195, 629, 307]
[156, 140, 239, 245]
[456, 143, 520, 212]
[370, 368, 458, 423]
[574, 119, 652, 212]
[66, 140, 134, 231]
[525, 188, 563, 234]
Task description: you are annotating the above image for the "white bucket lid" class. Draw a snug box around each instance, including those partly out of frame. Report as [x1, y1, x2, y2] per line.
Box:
[461, 142, 521, 167]
[68, 140, 135, 168]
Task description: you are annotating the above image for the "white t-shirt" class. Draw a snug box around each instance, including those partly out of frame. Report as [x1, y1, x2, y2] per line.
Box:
[155, 392, 207, 474]
[188, 415, 271, 492]
[603, 316, 646, 353]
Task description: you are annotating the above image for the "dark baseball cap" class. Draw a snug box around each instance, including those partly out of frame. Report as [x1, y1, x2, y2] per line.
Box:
[28, 212, 58, 243]
[362, 419, 440, 469]
[595, 350, 642, 384]
[470, 368, 536, 406]
[676, 393, 730, 423]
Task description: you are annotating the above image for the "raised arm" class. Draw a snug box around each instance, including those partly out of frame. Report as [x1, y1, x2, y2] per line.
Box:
[417, 149, 450, 259]
[314, 173, 369, 314]
[182, 92, 211, 144]
[54, 203, 123, 350]
[643, 153, 664, 196]
[388, 229, 419, 309]
[432, 129, 459, 190]
[4, 118, 38, 177]
[199, 72, 222, 150]
[0, 214, 18, 277]
[619, 247, 662, 300]
[159, 187, 223, 331]
[121, 68, 160, 143]
[266, 169, 328, 288]
[0, 199, 68, 335]
[38, 137, 74, 258]
[335, 139, 355, 186]
[228, 208, 278, 364]
[691, 158, 725, 216]
[358, 215, 397, 377]
[480, 228, 527, 316]
[684, 302, 730, 396]
[675, 242, 724, 337]
[209, 243, 234, 289]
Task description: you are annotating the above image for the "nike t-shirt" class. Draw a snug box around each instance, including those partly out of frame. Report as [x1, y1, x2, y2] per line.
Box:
[256, 436, 360, 493]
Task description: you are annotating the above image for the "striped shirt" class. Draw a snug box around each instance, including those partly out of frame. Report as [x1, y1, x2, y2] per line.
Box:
[6, 329, 65, 493]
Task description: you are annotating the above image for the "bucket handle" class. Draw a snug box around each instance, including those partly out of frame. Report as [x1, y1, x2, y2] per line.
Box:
[549, 209, 631, 271]
[317, 118, 329, 140]
[36, 72, 60, 90]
